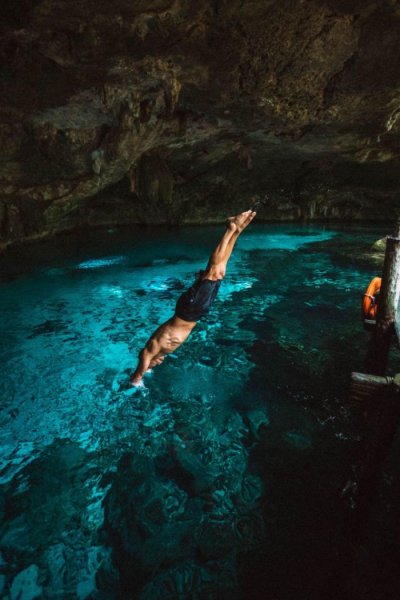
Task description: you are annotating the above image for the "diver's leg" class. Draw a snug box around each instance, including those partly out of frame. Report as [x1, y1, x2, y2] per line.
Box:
[203, 210, 256, 280]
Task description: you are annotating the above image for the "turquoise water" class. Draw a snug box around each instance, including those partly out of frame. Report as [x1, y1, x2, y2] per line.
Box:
[0, 223, 390, 598]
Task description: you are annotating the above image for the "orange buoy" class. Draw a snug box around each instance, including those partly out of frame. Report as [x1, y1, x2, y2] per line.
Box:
[362, 277, 381, 320]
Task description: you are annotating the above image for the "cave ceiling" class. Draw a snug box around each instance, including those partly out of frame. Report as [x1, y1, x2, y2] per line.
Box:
[0, 0, 399, 246]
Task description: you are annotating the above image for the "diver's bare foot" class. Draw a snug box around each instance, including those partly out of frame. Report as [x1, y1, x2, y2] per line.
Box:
[227, 210, 256, 233]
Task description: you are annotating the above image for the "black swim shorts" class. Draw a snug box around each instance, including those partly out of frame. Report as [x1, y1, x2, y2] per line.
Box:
[175, 277, 222, 322]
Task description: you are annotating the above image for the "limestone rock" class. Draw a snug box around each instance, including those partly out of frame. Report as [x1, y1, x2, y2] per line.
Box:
[372, 237, 387, 253]
[0, 0, 399, 249]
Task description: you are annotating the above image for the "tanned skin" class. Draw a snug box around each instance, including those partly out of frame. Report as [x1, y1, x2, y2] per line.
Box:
[130, 210, 256, 385]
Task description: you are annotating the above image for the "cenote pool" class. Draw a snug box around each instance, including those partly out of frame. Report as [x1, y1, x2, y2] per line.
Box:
[0, 223, 395, 599]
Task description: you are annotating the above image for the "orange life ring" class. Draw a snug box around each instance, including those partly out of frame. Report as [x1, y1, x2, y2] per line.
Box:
[362, 277, 381, 320]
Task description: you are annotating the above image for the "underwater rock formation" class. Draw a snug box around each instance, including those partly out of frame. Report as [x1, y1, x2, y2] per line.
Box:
[0, 0, 399, 248]
[0, 439, 109, 598]
[101, 390, 266, 598]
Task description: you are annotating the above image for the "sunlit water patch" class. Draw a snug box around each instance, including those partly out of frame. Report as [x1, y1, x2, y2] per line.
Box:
[0, 223, 391, 599]
[77, 256, 126, 269]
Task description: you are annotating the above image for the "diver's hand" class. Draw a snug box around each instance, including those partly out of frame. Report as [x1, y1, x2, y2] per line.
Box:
[129, 374, 142, 386]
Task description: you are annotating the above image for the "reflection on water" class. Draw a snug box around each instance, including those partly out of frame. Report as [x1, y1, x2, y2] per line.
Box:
[0, 223, 392, 598]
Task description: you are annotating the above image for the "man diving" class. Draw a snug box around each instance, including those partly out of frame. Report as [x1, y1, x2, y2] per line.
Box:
[130, 209, 256, 385]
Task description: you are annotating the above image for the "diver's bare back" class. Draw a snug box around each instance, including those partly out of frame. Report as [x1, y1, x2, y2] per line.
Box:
[130, 317, 195, 384]
[151, 319, 193, 355]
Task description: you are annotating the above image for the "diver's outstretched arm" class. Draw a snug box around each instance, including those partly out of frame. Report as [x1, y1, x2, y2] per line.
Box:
[130, 339, 159, 385]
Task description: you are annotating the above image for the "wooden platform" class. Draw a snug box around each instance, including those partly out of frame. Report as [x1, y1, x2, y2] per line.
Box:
[362, 318, 376, 332]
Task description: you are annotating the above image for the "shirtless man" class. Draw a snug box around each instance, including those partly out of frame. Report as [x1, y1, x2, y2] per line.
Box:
[130, 210, 256, 385]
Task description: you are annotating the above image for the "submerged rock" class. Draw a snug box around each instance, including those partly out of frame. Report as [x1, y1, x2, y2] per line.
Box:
[363, 236, 386, 266]
[283, 430, 314, 450]
[246, 407, 270, 440]
[101, 395, 265, 596]
[9, 565, 42, 600]
[139, 558, 237, 600]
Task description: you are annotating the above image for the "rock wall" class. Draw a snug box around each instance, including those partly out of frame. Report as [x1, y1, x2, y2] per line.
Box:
[0, 0, 399, 249]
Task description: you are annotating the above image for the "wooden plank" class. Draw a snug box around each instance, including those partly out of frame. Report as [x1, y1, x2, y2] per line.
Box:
[348, 371, 393, 404]
[362, 318, 376, 332]
[366, 219, 400, 375]
[377, 219, 400, 321]
[343, 379, 400, 530]
[395, 298, 400, 347]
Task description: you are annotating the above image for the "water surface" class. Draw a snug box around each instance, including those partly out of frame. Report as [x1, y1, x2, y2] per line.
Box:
[0, 223, 390, 599]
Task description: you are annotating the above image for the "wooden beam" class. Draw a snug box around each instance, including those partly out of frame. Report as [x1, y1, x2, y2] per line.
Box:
[342, 221, 400, 581]
[348, 371, 394, 404]
[395, 299, 400, 347]
[362, 319, 376, 332]
[377, 218, 400, 324]
[366, 219, 400, 375]
[343, 374, 400, 536]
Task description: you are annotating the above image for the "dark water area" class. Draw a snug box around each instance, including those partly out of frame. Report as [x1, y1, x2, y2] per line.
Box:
[0, 223, 398, 599]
